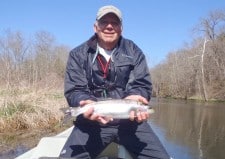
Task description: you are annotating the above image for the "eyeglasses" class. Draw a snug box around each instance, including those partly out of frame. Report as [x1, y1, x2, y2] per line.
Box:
[97, 20, 121, 28]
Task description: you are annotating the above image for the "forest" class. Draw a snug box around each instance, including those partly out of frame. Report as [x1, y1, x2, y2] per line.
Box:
[151, 10, 225, 101]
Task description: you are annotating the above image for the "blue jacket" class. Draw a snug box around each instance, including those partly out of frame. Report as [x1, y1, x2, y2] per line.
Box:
[64, 35, 152, 107]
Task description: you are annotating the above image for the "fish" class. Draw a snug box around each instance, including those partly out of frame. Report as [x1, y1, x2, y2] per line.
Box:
[65, 99, 155, 119]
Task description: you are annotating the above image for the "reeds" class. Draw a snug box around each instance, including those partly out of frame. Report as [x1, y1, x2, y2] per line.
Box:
[0, 87, 67, 133]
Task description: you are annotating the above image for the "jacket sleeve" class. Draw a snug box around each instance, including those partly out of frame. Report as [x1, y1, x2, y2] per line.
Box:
[64, 49, 96, 107]
[126, 44, 152, 101]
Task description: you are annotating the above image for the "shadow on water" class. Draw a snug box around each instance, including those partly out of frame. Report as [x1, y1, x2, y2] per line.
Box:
[149, 98, 225, 159]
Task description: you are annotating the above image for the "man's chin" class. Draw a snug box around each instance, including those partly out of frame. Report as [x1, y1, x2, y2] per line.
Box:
[103, 38, 116, 44]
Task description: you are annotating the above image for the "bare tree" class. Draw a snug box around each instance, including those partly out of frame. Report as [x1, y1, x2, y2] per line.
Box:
[194, 10, 225, 40]
[151, 9, 225, 100]
[0, 30, 69, 90]
[0, 30, 29, 88]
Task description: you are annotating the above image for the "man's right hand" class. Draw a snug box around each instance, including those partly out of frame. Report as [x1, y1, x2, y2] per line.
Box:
[79, 100, 113, 124]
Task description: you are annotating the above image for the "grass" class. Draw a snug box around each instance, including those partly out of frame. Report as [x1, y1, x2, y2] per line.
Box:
[0, 86, 72, 155]
[0, 87, 68, 133]
[0, 102, 34, 117]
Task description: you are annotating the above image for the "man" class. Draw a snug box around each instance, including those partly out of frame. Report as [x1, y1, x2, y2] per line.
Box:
[61, 5, 170, 159]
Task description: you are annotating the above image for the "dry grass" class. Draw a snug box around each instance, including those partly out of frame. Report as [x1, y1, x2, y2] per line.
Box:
[0, 87, 68, 133]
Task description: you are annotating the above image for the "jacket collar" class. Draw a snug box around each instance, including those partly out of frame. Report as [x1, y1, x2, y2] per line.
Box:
[87, 34, 122, 53]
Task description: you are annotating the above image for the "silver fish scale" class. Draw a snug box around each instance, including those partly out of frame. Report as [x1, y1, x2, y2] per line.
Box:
[69, 99, 154, 119]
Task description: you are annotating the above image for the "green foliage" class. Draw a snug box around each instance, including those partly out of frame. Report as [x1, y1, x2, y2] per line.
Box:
[0, 102, 35, 118]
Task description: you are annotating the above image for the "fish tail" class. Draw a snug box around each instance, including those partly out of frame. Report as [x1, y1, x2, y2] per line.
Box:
[70, 107, 82, 117]
[147, 109, 155, 114]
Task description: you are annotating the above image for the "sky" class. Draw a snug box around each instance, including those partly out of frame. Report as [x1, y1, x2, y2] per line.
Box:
[1, 0, 225, 67]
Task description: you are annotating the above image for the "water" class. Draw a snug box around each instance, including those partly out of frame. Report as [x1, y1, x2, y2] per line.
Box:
[0, 145, 29, 159]
[3, 98, 225, 159]
[149, 98, 225, 159]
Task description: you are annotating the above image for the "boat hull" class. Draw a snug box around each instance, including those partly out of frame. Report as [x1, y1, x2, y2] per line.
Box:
[15, 126, 132, 159]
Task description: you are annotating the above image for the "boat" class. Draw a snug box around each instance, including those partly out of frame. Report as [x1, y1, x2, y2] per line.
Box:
[15, 126, 132, 159]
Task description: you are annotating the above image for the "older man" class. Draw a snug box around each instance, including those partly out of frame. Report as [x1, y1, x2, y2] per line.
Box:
[61, 5, 170, 159]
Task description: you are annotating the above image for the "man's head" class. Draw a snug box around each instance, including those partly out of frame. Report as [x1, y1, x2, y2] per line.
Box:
[96, 5, 122, 22]
[94, 5, 123, 50]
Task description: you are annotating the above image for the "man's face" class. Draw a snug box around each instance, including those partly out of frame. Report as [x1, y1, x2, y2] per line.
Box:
[94, 13, 122, 45]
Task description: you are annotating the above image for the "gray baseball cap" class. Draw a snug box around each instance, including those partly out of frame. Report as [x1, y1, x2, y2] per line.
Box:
[96, 5, 122, 21]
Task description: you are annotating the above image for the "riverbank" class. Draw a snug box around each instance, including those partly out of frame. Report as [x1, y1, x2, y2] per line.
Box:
[155, 95, 225, 103]
[0, 87, 71, 158]
[0, 124, 72, 159]
[0, 87, 67, 132]
[1, 87, 224, 158]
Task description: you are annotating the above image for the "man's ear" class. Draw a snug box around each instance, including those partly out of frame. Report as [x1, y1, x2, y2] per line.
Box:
[93, 22, 98, 33]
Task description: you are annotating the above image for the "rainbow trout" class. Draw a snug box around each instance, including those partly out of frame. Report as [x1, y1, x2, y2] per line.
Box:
[66, 99, 154, 119]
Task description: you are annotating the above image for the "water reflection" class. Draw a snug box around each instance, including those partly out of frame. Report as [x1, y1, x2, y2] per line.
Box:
[2, 98, 225, 159]
[149, 98, 225, 159]
[0, 145, 29, 159]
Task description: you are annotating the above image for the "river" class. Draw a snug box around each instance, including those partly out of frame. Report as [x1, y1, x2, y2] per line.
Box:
[2, 98, 225, 159]
[149, 98, 225, 159]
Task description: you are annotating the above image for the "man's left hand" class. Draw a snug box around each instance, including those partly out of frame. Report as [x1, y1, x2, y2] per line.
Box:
[124, 95, 150, 122]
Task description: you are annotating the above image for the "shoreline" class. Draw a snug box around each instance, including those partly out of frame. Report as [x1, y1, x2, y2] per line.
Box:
[0, 123, 72, 159]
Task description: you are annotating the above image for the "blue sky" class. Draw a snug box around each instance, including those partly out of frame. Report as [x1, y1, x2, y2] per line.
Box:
[1, 0, 225, 67]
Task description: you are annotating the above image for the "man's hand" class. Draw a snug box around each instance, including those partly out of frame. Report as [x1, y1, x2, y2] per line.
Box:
[79, 100, 113, 124]
[124, 95, 150, 122]
[124, 95, 149, 104]
[79, 100, 95, 106]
